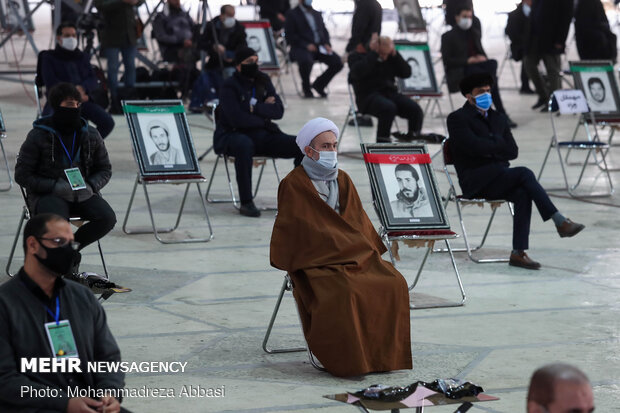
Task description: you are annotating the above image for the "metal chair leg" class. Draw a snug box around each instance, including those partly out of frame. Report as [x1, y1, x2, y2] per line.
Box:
[0, 138, 13, 191]
[5, 208, 28, 277]
[262, 276, 307, 354]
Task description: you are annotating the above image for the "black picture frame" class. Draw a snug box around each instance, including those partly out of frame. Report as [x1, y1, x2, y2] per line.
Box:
[0, 0, 34, 31]
[122, 100, 201, 177]
[393, 0, 426, 33]
[362, 143, 449, 231]
[395, 41, 439, 95]
[570, 60, 620, 118]
[240, 20, 279, 70]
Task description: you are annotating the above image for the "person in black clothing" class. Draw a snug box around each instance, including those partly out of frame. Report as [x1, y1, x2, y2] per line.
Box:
[213, 47, 303, 218]
[285, 0, 343, 98]
[345, 0, 382, 54]
[442, 5, 517, 128]
[505, 1, 535, 94]
[349, 36, 424, 143]
[15, 83, 116, 253]
[447, 72, 585, 270]
[574, 0, 617, 61]
[524, 0, 573, 110]
[257, 0, 290, 32]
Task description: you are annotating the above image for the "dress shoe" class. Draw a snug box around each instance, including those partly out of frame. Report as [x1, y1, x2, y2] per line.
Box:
[377, 137, 391, 143]
[556, 219, 585, 238]
[311, 84, 328, 98]
[506, 116, 518, 128]
[391, 132, 414, 142]
[531, 98, 546, 110]
[509, 251, 541, 270]
[240, 201, 261, 217]
[519, 87, 536, 95]
[302, 89, 314, 99]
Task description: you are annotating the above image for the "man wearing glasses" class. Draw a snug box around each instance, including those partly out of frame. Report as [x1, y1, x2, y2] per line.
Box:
[15, 83, 116, 275]
[0, 213, 130, 412]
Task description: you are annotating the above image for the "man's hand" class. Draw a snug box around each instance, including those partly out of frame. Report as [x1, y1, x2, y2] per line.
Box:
[97, 396, 121, 413]
[467, 55, 487, 64]
[122, 0, 138, 5]
[264, 96, 276, 104]
[76, 85, 89, 103]
[67, 397, 102, 413]
[306, 44, 318, 52]
[324, 44, 332, 54]
[369, 35, 379, 53]
[277, 12, 285, 22]
[183, 38, 192, 48]
[214, 44, 226, 55]
[554, 43, 564, 50]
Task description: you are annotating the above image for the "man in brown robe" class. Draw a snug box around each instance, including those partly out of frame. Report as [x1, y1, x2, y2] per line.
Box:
[270, 117, 412, 377]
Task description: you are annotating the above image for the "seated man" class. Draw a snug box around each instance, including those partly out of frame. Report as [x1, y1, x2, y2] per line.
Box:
[285, 0, 343, 98]
[40, 22, 115, 138]
[152, 0, 195, 63]
[0, 213, 129, 412]
[270, 117, 412, 377]
[214, 47, 303, 218]
[527, 363, 594, 413]
[15, 83, 117, 271]
[348, 36, 424, 143]
[447, 73, 584, 269]
[257, 0, 290, 32]
[441, 5, 517, 127]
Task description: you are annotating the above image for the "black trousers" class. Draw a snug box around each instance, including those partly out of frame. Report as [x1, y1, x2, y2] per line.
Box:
[463, 59, 506, 115]
[471, 166, 557, 251]
[35, 194, 117, 250]
[219, 129, 303, 203]
[290, 48, 343, 92]
[362, 92, 424, 140]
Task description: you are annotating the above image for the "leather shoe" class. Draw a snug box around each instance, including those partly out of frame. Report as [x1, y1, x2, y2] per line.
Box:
[311, 84, 327, 98]
[509, 251, 541, 270]
[556, 219, 585, 238]
[531, 98, 546, 110]
[302, 89, 314, 99]
[506, 116, 518, 128]
[240, 201, 261, 217]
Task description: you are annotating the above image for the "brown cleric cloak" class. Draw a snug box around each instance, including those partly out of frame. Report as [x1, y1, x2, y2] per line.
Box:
[270, 166, 412, 377]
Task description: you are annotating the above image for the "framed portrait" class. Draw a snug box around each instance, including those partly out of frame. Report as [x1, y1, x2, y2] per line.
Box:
[122, 100, 201, 177]
[393, 0, 426, 33]
[570, 60, 620, 117]
[362, 143, 449, 231]
[395, 41, 439, 95]
[0, 0, 34, 31]
[240, 20, 279, 70]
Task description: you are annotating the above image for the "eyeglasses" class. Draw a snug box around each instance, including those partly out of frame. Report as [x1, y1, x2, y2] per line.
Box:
[36, 237, 79, 250]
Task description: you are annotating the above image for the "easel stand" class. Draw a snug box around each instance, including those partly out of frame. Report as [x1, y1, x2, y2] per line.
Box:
[122, 173, 214, 244]
[0, 130, 13, 191]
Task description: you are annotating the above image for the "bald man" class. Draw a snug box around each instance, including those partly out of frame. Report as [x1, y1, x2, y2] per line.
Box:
[527, 363, 594, 413]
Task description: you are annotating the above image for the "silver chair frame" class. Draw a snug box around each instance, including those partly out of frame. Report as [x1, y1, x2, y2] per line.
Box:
[338, 82, 365, 152]
[262, 273, 325, 371]
[0, 129, 13, 191]
[122, 174, 214, 244]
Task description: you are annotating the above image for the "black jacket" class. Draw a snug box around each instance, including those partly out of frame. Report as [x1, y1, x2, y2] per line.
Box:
[349, 50, 411, 111]
[257, 0, 290, 31]
[505, 4, 528, 61]
[345, 0, 382, 52]
[214, 71, 284, 153]
[285, 6, 331, 49]
[441, 25, 486, 93]
[574, 0, 617, 61]
[15, 116, 112, 208]
[447, 103, 518, 197]
[528, 0, 573, 54]
[198, 16, 247, 69]
[94, 0, 145, 48]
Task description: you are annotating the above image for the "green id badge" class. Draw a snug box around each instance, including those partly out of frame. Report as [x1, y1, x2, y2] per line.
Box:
[45, 320, 79, 358]
[64, 167, 87, 191]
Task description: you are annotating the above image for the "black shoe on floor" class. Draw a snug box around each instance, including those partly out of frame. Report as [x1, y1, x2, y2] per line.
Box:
[302, 89, 314, 99]
[240, 201, 261, 217]
[506, 116, 518, 128]
[531, 97, 546, 110]
[519, 87, 536, 95]
[348, 113, 373, 127]
[377, 137, 391, 143]
[391, 132, 414, 142]
[311, 84, 327, 98]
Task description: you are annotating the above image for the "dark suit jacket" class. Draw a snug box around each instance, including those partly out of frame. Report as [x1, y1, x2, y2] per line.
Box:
[285, 6, 331, 50]
[528, 0, 573, 54]
[505, 4, 528, 61]
[574, 0, 616, 61]
[345, 0, 382, 52]
[447, 103, 518, 197]
[258, 0, 290, 30]
[441, 25, 485, 93]
[198, 17, 247, 70]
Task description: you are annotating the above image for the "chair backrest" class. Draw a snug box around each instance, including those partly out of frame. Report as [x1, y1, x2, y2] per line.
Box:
[441, 137, 454, 166]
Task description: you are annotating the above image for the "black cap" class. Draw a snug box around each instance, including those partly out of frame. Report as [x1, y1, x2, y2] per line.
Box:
[459, 72, 494, 96]
[234, 46, 257, 65]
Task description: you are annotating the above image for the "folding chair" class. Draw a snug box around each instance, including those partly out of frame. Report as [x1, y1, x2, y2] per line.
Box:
[441, 138, 514, 263]
[262, 273, 325, 371]
[6, 187, 109, 280]
[0, 109, 13, 191]
[337, 82, 365, 152]
[537, 90, 613, 198]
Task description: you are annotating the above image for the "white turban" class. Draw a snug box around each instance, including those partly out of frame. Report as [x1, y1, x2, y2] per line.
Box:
[295, 117, 339, 153]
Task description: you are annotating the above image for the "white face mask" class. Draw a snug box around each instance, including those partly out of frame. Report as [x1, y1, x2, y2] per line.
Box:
[310, 148, 338, 169]
[223, 17, 235, 29]
[60, 37, 78, 51]
[457, 17, 473, 30]
[522, 3, 531, 17]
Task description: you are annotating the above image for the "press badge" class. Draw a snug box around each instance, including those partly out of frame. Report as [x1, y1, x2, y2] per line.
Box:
[64, 168, 86, 190]
[45, 320, 79, 358]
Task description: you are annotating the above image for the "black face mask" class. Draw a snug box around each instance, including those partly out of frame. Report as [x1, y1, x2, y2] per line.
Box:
[240, 62, 259, 78]
[35, 241, 79, 276]
[52, 106, 82, 133]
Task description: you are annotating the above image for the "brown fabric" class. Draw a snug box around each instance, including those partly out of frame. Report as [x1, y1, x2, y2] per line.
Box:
[270, 166, 412, 377]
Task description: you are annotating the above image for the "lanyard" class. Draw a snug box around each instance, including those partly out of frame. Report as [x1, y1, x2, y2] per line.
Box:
[252, 87, 255, 99]
[57, 132, 77, 165]
[44, 296, 60, 326]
